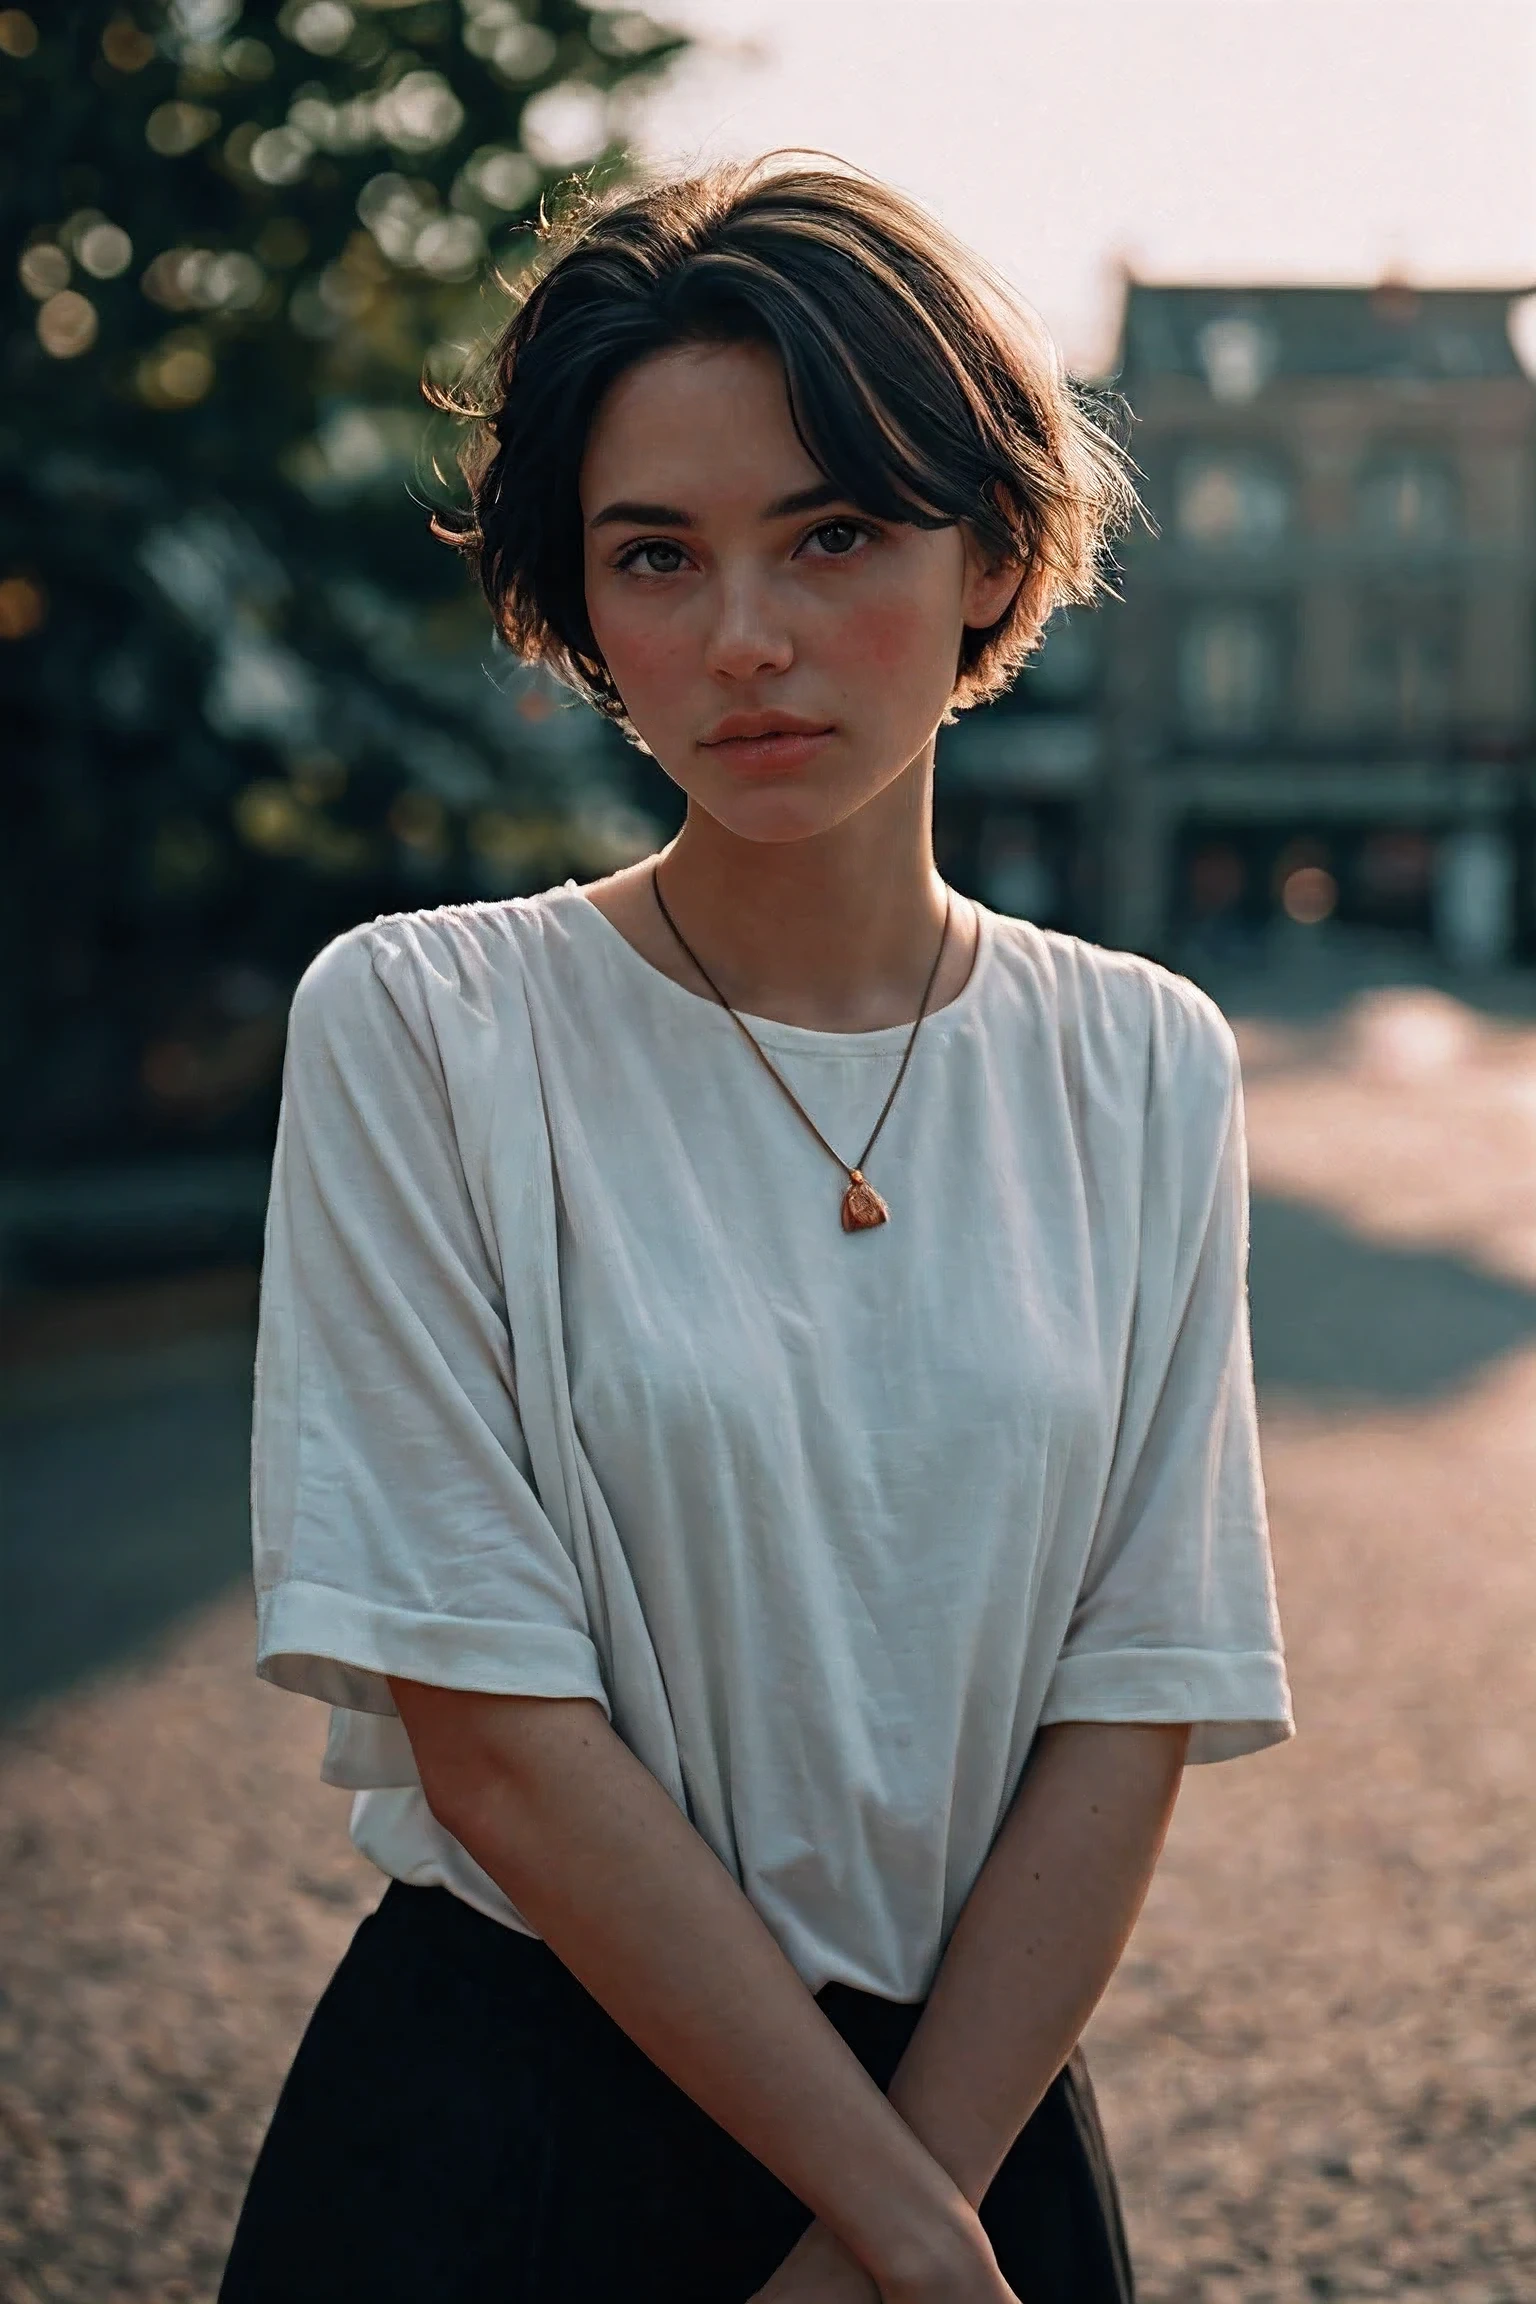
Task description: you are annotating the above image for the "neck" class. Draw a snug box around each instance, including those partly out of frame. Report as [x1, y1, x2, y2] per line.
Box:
[654, 750, 960, 1033]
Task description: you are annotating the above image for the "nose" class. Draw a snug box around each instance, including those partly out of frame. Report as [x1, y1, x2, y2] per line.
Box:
[702, 566, 795, 683]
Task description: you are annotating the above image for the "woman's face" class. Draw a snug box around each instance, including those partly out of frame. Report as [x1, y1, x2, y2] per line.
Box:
[579, 339, 1020, 845]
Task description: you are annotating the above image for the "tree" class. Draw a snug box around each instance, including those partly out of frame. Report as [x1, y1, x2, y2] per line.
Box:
[0, 0, 684, 1168]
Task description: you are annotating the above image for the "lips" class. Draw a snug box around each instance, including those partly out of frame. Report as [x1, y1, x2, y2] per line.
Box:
[701, 728, 834, 774]
[701, 712, 833, 747]
[699, 713, 835, 774]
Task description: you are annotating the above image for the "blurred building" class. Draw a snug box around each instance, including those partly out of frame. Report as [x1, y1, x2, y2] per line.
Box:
[941, 280, 1536, 970]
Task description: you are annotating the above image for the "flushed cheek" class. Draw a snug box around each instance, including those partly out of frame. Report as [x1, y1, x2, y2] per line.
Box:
[825, 595, 949, 689]
[593, 604, 697, 707]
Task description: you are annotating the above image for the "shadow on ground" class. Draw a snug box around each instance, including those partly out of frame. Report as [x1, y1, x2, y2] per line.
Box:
[1248, 1193, 1536, 1403]
[4, 1191, 1536, 1722]
[2, 1334, 257, 1722]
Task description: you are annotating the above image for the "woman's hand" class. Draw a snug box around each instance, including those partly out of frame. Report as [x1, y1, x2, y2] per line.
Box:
[750, 2210, 1025, 2304]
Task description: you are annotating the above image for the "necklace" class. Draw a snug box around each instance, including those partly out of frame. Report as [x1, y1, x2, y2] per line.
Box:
[650, 862, 952, 1233]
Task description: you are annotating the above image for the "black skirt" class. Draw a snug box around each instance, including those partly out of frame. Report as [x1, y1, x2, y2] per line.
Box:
[221, 1881, 1135, 2303]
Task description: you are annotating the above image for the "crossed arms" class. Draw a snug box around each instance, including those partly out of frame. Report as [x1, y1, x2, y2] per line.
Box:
[387, 1678, 1188, 2303]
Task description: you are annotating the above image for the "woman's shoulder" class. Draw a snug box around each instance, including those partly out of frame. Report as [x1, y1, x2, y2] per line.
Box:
[288, 884, 591, 1048]
[984, 912, 1239, 1108]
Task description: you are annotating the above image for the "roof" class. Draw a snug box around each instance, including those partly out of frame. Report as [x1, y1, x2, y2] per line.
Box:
[1116, 283, 1533, 388]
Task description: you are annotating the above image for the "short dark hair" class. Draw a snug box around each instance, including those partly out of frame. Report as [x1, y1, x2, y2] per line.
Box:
[432, 155, 1138, 731]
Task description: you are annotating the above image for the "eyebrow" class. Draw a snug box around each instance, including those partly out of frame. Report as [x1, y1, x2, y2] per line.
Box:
[587, 480, 851, 530]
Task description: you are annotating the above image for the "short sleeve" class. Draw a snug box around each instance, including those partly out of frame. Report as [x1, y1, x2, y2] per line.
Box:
[251, 923, 609, 1720]
[1040, 980, 1294, 1764]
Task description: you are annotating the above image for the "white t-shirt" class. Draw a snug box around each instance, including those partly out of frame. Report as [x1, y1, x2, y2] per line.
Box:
[252, 883, 1292, 2001]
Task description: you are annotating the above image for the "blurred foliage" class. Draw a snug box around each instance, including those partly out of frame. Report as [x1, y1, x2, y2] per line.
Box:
[0, 0, 684, 1167]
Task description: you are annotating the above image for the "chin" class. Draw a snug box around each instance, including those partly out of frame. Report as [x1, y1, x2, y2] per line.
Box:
[700, 786, 867, 845]
[689, 750, 920, 845]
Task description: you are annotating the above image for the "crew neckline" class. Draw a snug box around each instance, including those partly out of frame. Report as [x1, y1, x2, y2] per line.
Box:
[559, 879, 996, 1056]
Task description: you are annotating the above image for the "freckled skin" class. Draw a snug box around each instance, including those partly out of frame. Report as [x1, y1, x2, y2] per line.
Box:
[841, 599, 928, 679]
[579, 340, 1020, 848]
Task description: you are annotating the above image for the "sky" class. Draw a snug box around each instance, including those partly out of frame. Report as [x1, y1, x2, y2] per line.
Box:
[632, 0, 1536, 372]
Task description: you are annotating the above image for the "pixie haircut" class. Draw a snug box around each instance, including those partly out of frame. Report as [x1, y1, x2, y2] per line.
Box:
[433, 155, 1138, 730]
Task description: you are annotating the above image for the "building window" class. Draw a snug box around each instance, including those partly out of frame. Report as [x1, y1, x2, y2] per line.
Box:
[1358, 453, 1458, 548]
[1178, 606, 1282, 739]
[1174, 451, 1291, 550]
[1357, 599, 1456, 736]
[1195, 315, 1278, 404]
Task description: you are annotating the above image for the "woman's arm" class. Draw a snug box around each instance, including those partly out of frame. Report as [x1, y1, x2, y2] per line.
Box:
[388, 1679, 1016, 2303]
[886, 1719, 1189, 2203]
[748, 1721, 1188, 2299]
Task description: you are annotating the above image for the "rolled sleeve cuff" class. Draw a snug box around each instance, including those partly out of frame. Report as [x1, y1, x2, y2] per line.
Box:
[256, 1579, 611, 1719]
[1038, 1644, 1295, 1764]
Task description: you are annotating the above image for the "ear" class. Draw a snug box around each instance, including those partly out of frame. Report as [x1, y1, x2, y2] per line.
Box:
[960, 526, 1027, 632]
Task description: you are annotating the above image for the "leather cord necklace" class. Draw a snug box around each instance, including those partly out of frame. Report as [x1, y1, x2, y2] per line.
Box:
[650, 861, 952, 1233]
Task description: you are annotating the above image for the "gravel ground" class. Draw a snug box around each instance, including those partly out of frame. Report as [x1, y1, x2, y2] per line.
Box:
[1, 986, 1533, 2303]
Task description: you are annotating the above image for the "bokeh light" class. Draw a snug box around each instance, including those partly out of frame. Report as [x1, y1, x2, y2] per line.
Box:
[0, 7, 36, 59]
[76, 222, 134, 279]
[415, 215, 484, 280]
[1281, 866, 1340, 926]
[100, 14, 154, 71]
[249, 127, 311, 186]
[142, 247, 266, 313]
[146, 103, 220, 158]
[36, 291, 99, 359]
[288, 0, 354, 56]
[374, 71, 466, 155]
[222, 35, 274, 81]
[463, 0, 557, 82]
[233, 780, 306, 856]
[0, 575, 47, 640]
[18, 243, 69, 298]
[520, 82, 611, 168]
[136, 334, 216, 407]
[591, 11, 669, 60]
[458, 145, 541, 212]
[201, 251, 266, 308]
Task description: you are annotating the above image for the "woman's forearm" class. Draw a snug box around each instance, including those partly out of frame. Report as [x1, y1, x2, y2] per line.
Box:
[885, 1720, 1190, 2206]
[387, 1680, 989, 2296]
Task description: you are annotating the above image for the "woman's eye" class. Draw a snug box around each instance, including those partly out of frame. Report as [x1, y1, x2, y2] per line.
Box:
[617, 539, 688, 575]
[804, 519, 868, 558]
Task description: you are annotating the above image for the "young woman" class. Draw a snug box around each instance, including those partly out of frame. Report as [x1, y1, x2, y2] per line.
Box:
[222, 158, 1293, 2304]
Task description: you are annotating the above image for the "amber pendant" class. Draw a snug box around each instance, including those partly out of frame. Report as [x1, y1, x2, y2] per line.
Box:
[841, 1170, 889, 1232]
